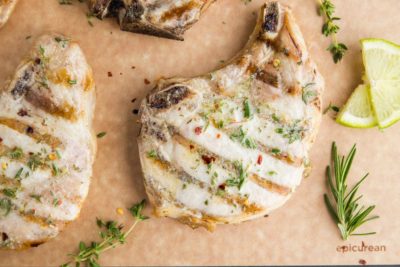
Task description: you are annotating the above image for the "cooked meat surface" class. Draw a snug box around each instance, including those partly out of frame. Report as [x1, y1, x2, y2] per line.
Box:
[0, 35, 96, 249]
[138, 1, 324, 230]
[0, 0, 18, 28]
[88, 0, 215, 40]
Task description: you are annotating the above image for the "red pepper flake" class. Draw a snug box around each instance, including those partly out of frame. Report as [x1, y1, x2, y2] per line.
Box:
[144, 78, 150, 85]
[56, 199, 62, 206]
[359, 259, 367, 265]
[201, 155, 216, 165]
[257, 155, 263, 165]
[216, 133, 221, 139]
[194, 126, 202, 135]
[189, 144, 194, 150]
[107, 71, 113, 77]
[218, 183, 226, 191]
[17, 109, 28, 117]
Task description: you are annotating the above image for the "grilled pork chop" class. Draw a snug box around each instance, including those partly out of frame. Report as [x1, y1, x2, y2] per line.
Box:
[88, 0, 214, 40]
[0, 0, 18, 28]
[138, 1, 324, 230]
[0, 35, 96, 249]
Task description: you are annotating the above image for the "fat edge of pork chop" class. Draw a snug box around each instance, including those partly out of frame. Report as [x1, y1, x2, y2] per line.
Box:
[0, 34, 96, 249]
[138, 1, 324, 231]
[0, 0, 18, 28]
[88, 0, 215, 40]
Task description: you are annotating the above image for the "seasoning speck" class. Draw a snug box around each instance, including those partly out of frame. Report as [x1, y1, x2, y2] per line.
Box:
[132, 109, 139, 115]
[17, 109, 28, 117]
[107, 71, 113, 77]
[116, 208, 124, 215]
[131, 98, 137, 103]
[144, 78, 150, 85]
[26, 126, 34, 134]
[194, 126, 202, 135]
[359, 259, 367, 265]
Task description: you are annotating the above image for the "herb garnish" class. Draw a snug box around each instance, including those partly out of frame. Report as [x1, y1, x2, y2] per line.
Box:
[230, 127, 257, 149]
[243, 98, 252, 119]
[96, 132, 107, 138]
[2, 188, 17, 199]
[302, 83, 317, 104]
[324, 142, 378, 240]
[317, 0, 347, 63]
[146, 150, 158, 159]
[323, 102, 340, 114]
[0, 198, 11, 217]
[275, 120, 304, 144]
[226, 162, 247, 190]
[59, 0, 73, 4]
[61, 199, 148, 267]
[9, 147, 23, 159]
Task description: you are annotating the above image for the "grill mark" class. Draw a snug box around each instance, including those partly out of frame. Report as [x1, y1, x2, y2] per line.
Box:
[19, 211, 62, 228]
[148, 157, 264, 214]
[0, 118, 62, 148]
[173, 135, 293, 195]
[263, 2, 279, 33]
[0, 174, 20, 187]
[148, 85, 191, 110]
[25, 91, 77, 121]
[0, 144, 54, 173]
[159, 2, 199, 22]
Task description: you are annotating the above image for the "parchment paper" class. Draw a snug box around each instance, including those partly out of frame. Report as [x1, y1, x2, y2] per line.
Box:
[0, 0, 399, 265]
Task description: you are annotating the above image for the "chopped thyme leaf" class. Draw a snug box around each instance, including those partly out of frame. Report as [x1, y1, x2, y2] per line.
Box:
[272, 113, 280, 123]
[146, 150, 158, 159]
[96, 132, 107, 138]
[2, 188, 17, 198]
[302, 83, 317, 104]
[275, 120, 304, 144]
[27, 153, 44, 171]
[9, 147, 23, 159]
[226, 162, 247, 190]
[29, 194, 42, 203]
[0, 198, 12, 216]
[204, 200, 209, 205]
[68, 79, 77, 85]
[14, 168, 23, 179]
[182, 183, 187, 190]
[271, 148, 281, 155]
[243, 98, 252, 119]
[230, 127, 257, 149]
[268, 171, 277, 176]
[52, 163, 60, 176]
[323, 103, 340, 114]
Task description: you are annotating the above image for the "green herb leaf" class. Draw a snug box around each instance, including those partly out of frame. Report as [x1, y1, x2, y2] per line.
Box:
[243, 98, 252, 119]
[318, 0, 347, 63]
[324, 142, 378, 240]
[96, 132, 107, 138]
[230, 127, 257, 149]
[61, 199, 148, 267]
[128, 199, 149, 221]
[0, 198, 12, 217]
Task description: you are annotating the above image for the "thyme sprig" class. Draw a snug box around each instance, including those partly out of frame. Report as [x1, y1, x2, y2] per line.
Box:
[317, 0, 347, 63]
[324, 143, 378, 240]
[61, 199, 149, 267]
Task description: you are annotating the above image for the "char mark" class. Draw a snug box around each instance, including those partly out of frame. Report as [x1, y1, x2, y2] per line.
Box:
[11, 69, 33, 99]
[148, 85, 190, 110]
[263, 2, 279, 33]
[256, 70, 280, 88]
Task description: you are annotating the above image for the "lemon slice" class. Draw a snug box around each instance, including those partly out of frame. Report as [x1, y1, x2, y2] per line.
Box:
[362, 38, 400, 129]
[336, 84, 377, 128]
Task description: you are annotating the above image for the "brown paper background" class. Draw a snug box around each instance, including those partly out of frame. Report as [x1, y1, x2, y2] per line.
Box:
[0, 0, 400, 266]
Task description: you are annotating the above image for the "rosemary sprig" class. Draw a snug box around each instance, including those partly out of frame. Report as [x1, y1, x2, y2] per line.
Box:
[324, 143, 379, 240]
[317, 0, 347, 63]
[61, 199, 149, 267]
